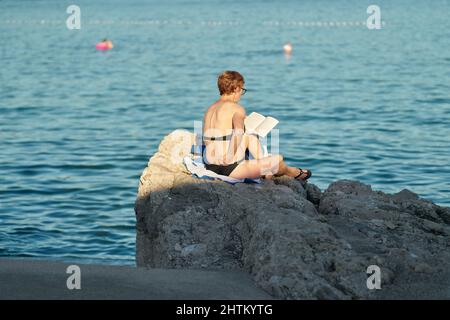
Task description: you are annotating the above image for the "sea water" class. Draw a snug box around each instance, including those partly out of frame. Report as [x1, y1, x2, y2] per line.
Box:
[0, 0, 449, 265]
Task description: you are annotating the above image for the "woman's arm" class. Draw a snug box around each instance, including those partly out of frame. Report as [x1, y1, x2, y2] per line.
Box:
[225, 106, 246, 163]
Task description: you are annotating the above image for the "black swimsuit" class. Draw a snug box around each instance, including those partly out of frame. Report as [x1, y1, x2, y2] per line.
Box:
[203, 134, 243, 176]
[204, 162, 240, 176]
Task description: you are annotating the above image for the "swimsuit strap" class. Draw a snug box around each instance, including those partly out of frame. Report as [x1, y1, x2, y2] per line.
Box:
[202, 134, 233, 141]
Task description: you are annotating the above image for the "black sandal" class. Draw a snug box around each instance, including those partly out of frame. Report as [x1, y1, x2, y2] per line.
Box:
[295, 168, 311, 181]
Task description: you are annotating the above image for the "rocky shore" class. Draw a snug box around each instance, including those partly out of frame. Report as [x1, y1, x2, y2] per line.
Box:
[135, 130, 450, 299]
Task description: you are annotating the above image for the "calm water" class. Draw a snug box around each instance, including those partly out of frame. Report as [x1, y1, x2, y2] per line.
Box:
[1, 0, 449, 265]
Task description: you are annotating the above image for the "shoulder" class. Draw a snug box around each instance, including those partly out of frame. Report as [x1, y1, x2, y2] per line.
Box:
[205, 102, 217, 113]
[231, 103, 246, 117]
[204, 103, 217, 118]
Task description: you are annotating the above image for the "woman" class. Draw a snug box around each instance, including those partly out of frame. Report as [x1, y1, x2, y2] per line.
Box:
[203, 70, 311, 181]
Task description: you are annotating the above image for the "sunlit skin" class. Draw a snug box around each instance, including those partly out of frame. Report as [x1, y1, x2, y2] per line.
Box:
[283, 42, 293, 55]
[104, 40, 114, 49]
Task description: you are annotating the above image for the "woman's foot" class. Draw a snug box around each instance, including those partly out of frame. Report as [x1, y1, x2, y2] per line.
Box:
[294, 168, 311, 181]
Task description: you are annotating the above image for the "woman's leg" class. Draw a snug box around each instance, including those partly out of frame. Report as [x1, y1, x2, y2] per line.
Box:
[272, 155, 301, 177]
[230, 154, 302, 180]
[246, 134, 265, 159]
[230, 133, 264, 162]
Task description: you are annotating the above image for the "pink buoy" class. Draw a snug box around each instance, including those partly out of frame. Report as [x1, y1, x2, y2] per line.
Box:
[96, 40, 113, 51]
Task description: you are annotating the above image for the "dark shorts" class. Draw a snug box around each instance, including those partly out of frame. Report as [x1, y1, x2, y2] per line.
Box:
[205, 162, 240, 176]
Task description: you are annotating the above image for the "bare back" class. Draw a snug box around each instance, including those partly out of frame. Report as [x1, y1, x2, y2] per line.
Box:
[203, 101, 244, 165]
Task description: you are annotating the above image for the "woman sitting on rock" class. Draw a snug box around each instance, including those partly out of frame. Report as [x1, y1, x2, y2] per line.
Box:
[203, 70, 311, 181]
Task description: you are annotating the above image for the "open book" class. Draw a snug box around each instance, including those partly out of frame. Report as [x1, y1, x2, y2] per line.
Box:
[244, 112, 279, 138]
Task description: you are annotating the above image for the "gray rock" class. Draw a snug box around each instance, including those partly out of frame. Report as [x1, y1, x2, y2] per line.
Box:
[181, 244, 207, 257]
[305, 183, 322, 207]
[414, 262, 433, 274]
[135, 130, 450, 299]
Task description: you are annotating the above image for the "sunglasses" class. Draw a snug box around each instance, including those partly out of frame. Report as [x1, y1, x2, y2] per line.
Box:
[241, 88, 247, 95]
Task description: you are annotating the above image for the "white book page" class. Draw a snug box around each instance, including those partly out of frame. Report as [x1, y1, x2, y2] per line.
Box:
[256, 116, 279, 137]
[244, 112, 265, 133]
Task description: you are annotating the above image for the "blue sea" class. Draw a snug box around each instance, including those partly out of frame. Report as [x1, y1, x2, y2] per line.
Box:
[1, 0, 449, 265]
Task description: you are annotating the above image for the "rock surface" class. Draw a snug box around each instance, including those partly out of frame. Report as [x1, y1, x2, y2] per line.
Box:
[135, 130, 450, 299]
